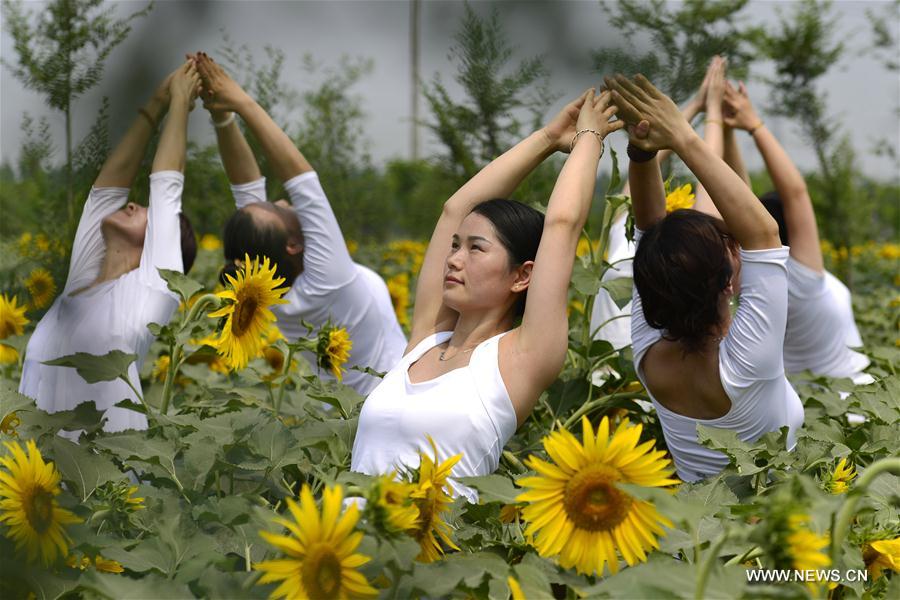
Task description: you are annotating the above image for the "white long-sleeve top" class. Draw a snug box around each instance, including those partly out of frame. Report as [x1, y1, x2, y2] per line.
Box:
[20, 172, 185, 432]
[231, 174, 406, 395]
[631, 230, 804, 482]
[783, 258, 871, 382]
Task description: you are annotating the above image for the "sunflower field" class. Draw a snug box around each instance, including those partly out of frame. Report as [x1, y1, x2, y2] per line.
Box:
[0, 167, 899, 599]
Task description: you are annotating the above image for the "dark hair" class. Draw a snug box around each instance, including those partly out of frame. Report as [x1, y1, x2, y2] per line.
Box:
[633, 210, 738, 353]
[179, 213, 197, 274]
[759, 190, 789, 245]
[220, 206, 301, 286]
[470, 198, 545, 316]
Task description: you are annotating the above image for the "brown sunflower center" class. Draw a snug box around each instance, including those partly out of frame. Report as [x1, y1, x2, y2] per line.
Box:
[25, 486, 55, 533]
[231, 294, 259, 336]
[562, 463, 633, 532]
[301, 544, 342, 599]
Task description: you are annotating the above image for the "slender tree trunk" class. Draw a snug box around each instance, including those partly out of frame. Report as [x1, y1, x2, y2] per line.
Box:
[65, 99, 73, 228]
[410, 0, 420, 161]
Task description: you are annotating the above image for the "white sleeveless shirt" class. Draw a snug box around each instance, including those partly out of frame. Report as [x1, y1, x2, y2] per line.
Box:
[350, 331, 518, 501]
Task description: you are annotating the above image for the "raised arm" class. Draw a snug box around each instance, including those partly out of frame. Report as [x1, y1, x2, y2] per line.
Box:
[607, 74, 780, 250]
[94, 67, 180, 187]
[196, 52, 311, 181]
[722, 125, 752, 187]
[205, 99, 262, 184]
[407, 91, 591, 348]
[620, 56, 713, 196]
[152, 61, 199, 174]
[692, 57, 727, 219]
[513, 90, 625, 392]
[724, 82, 823, 271]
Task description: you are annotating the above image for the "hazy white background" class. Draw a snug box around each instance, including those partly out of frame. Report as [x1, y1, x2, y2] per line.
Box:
[1, 1, 898, 180]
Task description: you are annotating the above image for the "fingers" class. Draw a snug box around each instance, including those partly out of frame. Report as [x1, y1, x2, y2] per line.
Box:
[608, 88, 643, 125]
[569, 88, 592, 110]
[738, 81, 748, 96]
[633, 74, 663, 100]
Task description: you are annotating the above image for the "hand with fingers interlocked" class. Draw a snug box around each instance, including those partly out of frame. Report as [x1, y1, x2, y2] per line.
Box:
[604, 74, 696, 152]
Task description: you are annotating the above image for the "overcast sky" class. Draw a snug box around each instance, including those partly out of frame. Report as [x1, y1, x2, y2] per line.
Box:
[1, 0, 898, 180]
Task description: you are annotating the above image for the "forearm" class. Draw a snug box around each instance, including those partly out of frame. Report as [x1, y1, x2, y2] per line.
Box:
[675, 133, 779, 249]
[443, 129, 554, 218]
[754, 126, 808, 200]
[544, 135, 602, 228]
[213, 114, 263, 184]
[95, 95, 167, 187]
[152, 99, 190, 173]
[723, 127, 751, 187]
[629, 157, 666, 230]
[234, 98, 311, 181]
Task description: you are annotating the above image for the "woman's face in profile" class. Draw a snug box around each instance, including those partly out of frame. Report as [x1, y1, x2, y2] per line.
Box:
[102, 202, 147, 247]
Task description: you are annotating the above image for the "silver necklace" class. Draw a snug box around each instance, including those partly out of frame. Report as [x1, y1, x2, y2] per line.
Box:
[438, 345, 476, 362]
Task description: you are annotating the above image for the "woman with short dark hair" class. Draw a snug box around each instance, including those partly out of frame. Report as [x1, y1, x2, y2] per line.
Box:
[195, 53, 406, 394]
[606, 74, 803, 482]
[20, 61, 200, 436]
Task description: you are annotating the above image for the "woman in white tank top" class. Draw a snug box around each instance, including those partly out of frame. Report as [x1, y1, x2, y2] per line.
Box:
[350, 89, 625, 494]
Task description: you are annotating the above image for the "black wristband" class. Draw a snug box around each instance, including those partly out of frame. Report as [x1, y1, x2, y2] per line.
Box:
[627, 143, 658, 163]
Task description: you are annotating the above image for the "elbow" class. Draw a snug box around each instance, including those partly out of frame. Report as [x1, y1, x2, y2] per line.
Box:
[543, 212, 582, 234]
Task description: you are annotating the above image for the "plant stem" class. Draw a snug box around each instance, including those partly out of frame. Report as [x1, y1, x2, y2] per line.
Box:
[724, 546, 763, 566]
[562, 392, 649, 430]
[119, 374, 154, 426]
[695, 530, 729, 600]
[159, 344, 180, 415]
[502, 450, 527, 474]
[830, 456, 900, 562]
[274, 346, 296, 417]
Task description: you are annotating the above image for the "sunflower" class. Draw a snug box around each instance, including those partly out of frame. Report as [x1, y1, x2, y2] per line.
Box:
[386, 273, 410, 327]
[317, 326, 352, 381]
[410, 436, 461, 563]
[507, 576, 525, 600]
[34, 234, 50, 254]
[17, 232, 32, 257]
[665, 183, 695, 213]
[0, 344, 18, 365]
[370, 473, 419, 534]
[208, 254, 289, 371]
[24, 268, 56, 310]
[0, 439, 81, 566]
[199, 233, 222, 251]
[823, 457, 856, 494]
[152, 354, 171, 382]
[517, 416, 678, 576]
[255, 484, 377, 599]
[123, 485, 145, 512]
[864, 537, 900, 579]
[93, 555, 124, 573]
[1, 412, 20, 437]
[0, 295, 29, 339]
[786, 514, 830, 570]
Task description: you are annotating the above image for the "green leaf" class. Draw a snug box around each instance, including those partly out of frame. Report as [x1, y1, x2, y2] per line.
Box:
[75, 569, 192, 599]
[45, 436, 126, 502]
[20, 401, 106, 435]
[24, 569, 80, 600]
[571, 261, 602, 296]
[457, 474, 521, 504]
[407, 551, 510, 596]
[157, 268, 204, 304]
[0, 381, 35, 425]
[93, 434, 183, 488]
[43, 350, 136, 384]
[599, 277, 633, 309]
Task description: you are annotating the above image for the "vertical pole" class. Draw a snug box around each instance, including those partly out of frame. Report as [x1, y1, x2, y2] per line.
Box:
[410, 0, 421, 160]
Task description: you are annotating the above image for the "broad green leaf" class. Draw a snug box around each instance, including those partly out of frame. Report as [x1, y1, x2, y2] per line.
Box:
[457, 474, 521, 504]
[93, 434, 182, 487]
[0, 382, 35, 424]
[20, 401, 106, 435]
[43, 350, 136, 384]
[75, 569, 192, 599]
[512, 554, 554, 599]
[157, 268, 204, 304]
[24, 569, 80, 600]
[599, 277, 633, 309]
[571, 261, 602, 295]
[45, 436, 126, 501]
[408, 551, 509, 596]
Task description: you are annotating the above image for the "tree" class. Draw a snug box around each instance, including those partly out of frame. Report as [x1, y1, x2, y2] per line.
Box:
[593, 0, 758, 104]
[1, 0, 152, 228]
[422, 3, 556, 179]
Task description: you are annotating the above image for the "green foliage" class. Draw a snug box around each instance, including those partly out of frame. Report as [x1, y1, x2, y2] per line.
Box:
[422, 3, 556, 178]
[593, 0, 758, 103]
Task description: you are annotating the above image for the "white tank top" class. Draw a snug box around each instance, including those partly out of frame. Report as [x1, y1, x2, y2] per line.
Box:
[350, 331, 518, 501]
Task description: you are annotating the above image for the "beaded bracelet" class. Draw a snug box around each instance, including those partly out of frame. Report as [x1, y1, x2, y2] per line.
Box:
[570, 129, 605, 157]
